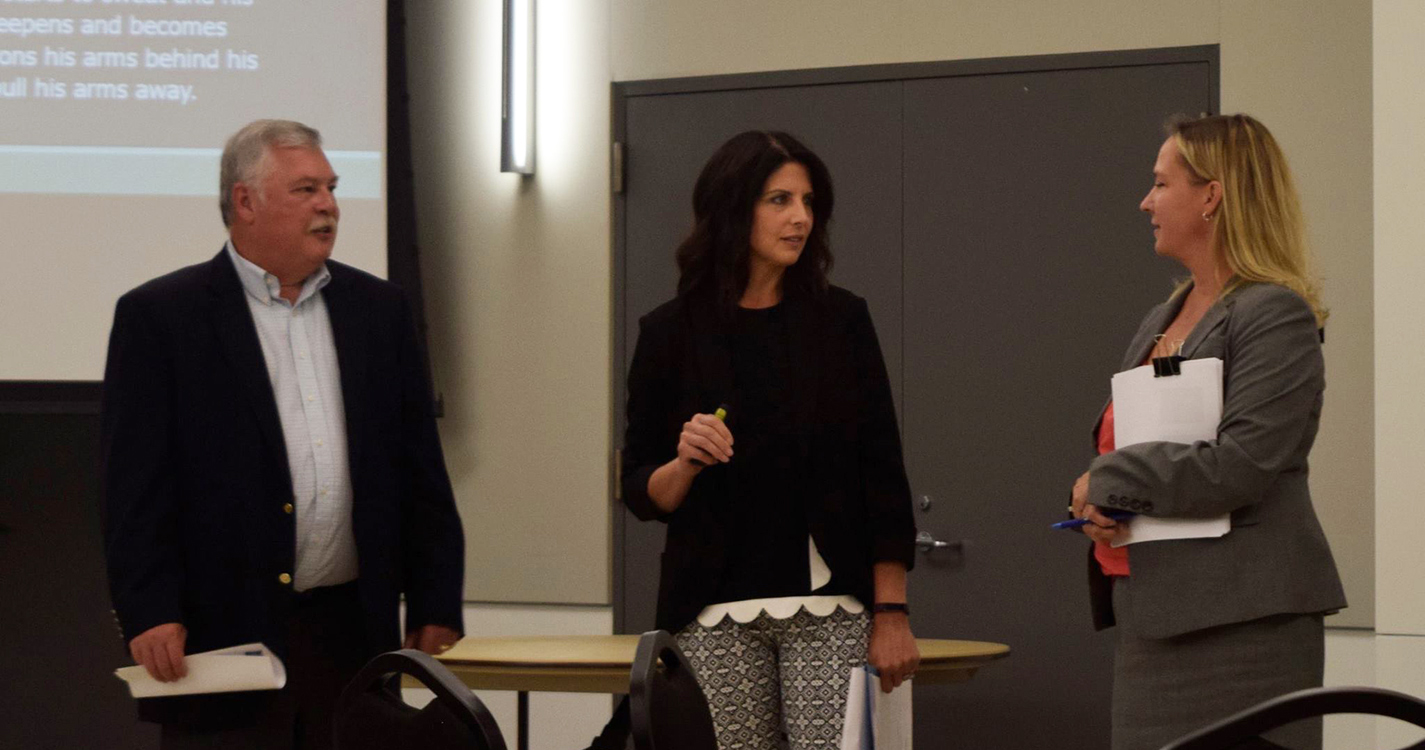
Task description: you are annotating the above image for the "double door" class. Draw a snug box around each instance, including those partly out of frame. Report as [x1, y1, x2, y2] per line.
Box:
[614, 47, 1214, 749]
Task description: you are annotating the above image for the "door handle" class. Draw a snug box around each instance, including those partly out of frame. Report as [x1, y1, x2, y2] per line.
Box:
[915, 531, 963, 554]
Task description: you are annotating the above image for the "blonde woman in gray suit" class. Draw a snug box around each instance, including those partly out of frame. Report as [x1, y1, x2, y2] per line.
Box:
[1068, 114, 1347, 750]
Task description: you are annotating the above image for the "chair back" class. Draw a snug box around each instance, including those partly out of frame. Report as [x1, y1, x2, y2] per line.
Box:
[629, 630, 718, 750]
[333, 648, 507, 750]
[1160, 686, 1425, 750]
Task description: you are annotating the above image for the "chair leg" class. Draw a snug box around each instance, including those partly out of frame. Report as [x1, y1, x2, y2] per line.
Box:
[517, 691, 529, 750]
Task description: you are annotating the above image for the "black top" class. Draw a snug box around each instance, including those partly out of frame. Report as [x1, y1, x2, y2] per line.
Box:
[714, 303, 849, 603]
[622, 286, 915, 633]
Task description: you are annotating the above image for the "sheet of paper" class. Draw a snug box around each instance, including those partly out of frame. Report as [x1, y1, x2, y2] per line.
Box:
[1109, 358, 1230, 547]
[115, 642, 286, 698]
[840, 665, 912, 750]
[809, 535, 833, 591]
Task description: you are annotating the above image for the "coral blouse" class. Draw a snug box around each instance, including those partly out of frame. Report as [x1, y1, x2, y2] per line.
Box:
[1094, 402, 1131, 576]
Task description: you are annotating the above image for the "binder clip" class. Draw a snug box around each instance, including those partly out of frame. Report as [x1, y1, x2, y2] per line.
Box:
[1151, 335, 1185, 378]
[1152, 355, 1184, 377]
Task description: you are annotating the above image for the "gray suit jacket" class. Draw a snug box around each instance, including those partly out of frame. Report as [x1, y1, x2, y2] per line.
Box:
[1087, 281, 1346, 640]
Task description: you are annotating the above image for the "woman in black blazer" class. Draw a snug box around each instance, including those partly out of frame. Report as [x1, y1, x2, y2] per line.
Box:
[621, 131, 918, 750]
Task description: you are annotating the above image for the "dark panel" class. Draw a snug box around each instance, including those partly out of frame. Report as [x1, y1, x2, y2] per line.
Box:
[386, 0, 441, 414]
[617, 81, 904, 633]
[616, 45, 1218, 97]
[0, 413, 158, 750]
[0, 380, 101, 414]
[900, 62, 1212, 749]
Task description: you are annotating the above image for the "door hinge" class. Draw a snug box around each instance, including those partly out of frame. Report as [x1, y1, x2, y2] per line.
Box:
[613, 448, 623, 501]
[612, 141, 626, 195]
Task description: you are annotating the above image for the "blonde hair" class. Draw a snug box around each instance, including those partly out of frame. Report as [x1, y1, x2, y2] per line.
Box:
[1169, 113, 1327, 324]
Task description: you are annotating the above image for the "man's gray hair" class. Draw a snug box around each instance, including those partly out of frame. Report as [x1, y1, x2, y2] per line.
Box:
[219, 119, 323, 227]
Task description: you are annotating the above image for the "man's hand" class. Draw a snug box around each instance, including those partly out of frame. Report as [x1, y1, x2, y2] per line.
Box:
[129, 622, 187, 682]
[404, 624, 461, 655]
[868, 612, 919, 694]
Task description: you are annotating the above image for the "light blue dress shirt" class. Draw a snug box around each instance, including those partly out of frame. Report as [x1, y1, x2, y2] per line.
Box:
[226, 242, 358, 591]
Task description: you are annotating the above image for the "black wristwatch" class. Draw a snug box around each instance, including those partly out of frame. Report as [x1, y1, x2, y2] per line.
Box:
[871, 602, 910, 616]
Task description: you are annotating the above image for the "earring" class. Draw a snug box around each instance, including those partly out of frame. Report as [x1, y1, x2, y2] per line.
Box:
[1202, 213, 1213, 221]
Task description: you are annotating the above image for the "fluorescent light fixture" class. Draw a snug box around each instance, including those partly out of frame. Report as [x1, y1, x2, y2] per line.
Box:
[501, 0, 534, 174]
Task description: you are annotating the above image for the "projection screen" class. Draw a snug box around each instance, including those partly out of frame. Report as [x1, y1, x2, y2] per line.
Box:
[0, 0, 387, 380]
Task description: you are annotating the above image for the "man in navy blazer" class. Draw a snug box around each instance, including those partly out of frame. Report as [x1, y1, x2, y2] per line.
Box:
[101, 120, 465, 749]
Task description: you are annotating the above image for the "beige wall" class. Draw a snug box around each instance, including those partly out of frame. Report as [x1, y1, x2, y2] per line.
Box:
[611, 0, 1215, 80]
[1220, 2, 1376, 626]
[1375, 0, 1425, 637]
[408, 1, 1378, 623]
[407, 0, 612, 603]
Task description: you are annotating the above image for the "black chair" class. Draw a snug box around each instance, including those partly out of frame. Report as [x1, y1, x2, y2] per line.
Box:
[1160, 686, 1425, 750]
[333, 648, 508, 750]
[581, 695, 633, 750]
[629, 630, 718, 750]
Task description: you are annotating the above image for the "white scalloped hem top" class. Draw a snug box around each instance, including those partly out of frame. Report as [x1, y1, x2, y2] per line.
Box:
[694, 535, 865, 627]
[695, 594, 865, 627]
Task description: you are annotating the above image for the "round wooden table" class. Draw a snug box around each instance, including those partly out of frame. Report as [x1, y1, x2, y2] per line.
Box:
[433, 635, 1009, 750]
[437, 634, 1008, 692]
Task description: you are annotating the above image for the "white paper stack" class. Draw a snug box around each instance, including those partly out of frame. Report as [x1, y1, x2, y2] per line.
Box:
[115, 642, 286, 698]
[1109, 357, 1231, 547]
[840, 665, 912, 750]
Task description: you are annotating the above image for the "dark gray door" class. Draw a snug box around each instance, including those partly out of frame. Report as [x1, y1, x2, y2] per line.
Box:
[614, 48, 1215, 749]
[617, 81, 905, 633]
[901, 62, 1210, 749]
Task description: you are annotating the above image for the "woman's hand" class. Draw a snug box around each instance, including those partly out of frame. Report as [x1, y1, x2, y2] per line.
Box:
[1070, 471, 1090, 516]
[646, 412, 734, 514]
[868, 611, 919, 693]
[676, 412, 734, 468]
[1071, 471, 1129, 545]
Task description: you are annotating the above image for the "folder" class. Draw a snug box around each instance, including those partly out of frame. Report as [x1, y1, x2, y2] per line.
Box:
[1108, 356, 1230, 547]
[841, 665, 912, 750]
[115, 642, 286, 698]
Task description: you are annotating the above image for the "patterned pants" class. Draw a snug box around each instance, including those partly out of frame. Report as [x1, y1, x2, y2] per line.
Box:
[677, 607, 871, 750]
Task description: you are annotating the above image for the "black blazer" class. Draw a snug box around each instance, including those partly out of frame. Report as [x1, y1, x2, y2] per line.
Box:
[621, 285, 915, 633]
[101, 250, 464, 726]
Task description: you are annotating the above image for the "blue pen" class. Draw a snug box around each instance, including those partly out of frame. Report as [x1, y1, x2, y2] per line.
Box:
[1051, 510, 1136, 530]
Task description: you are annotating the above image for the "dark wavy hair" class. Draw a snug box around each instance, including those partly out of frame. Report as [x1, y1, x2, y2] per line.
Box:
[674, 131, 835, 312]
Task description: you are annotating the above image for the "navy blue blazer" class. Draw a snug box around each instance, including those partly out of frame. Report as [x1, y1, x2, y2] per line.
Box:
[101, 249, 464, 725]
